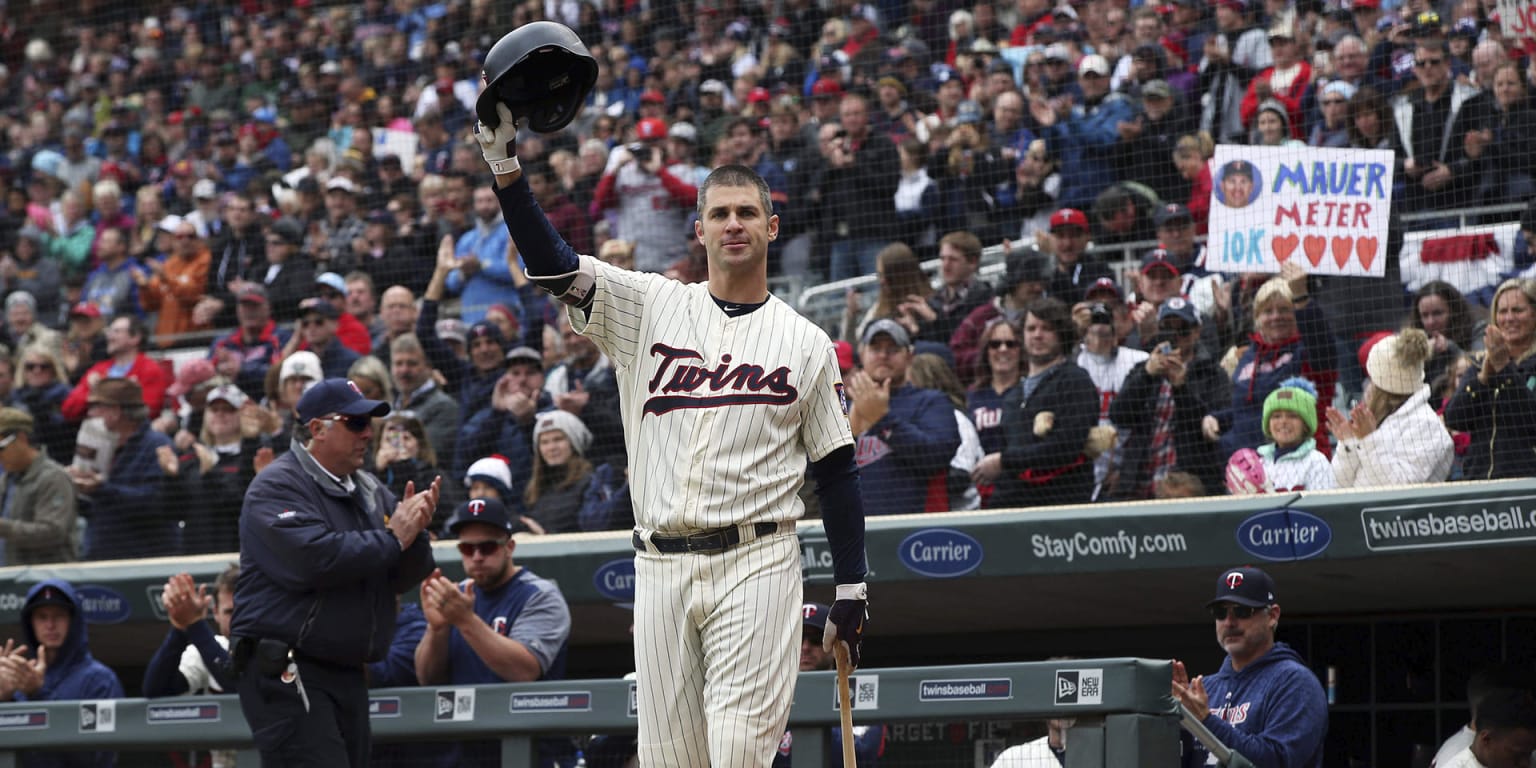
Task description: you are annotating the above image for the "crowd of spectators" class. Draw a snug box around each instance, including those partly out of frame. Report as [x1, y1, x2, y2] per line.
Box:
[0, 0, 1532, 566]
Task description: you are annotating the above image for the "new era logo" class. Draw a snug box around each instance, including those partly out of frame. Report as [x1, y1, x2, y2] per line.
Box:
[1054, 669, 1104, 706]
[1056, 673, 1077, 702]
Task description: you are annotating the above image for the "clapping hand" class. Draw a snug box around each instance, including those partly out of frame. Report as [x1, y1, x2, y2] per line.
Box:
[156, 445, 181, 477]
[161, 572, 211, 631]
[0, 644, 44, 698]
[845, 370, 891, 435]
[1171, 659, 1210, 720]
[1482, 324, 1511, 382]
[388, 477, 441, 549]
[421, 569, 475, 629]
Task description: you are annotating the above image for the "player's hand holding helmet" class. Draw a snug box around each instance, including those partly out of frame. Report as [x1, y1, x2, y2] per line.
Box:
[474, 103, 522, 176]
[824, 582, 869, 669]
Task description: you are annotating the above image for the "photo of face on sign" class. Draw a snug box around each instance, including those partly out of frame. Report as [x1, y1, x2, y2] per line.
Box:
[1217, 160, 1261, 209]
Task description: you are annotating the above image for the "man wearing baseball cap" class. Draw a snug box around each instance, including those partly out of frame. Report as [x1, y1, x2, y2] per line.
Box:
[592, 113, 699, 275]
[1046, 208, 1114, 305]
[1032, 50, 1136, 212]
[209, 283, 289, 399]
[416, 497, 573, 766]
[294, 298, 362, 379]
[1172, 566, 1327, 768]
[232, 378, 439, 765]
[1111, 296, 1229, 496]
[0, 408, 77, 564]
[848, 319, 961, 516]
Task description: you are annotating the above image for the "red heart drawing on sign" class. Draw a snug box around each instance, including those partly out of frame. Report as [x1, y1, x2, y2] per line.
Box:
[1357, 237, 1378, 272]
[1273, 234, 1299, 264]
[1331, 236, 1354, 269]
[1303, 236, 1326, 268]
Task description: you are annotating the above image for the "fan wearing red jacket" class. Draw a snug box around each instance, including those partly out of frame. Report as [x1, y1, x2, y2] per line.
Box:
[1239, 24, 1311, 141]
[61, 315, 169, 420]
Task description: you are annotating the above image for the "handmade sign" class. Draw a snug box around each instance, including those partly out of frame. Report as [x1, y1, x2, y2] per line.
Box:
[1207, 145, 1394, 277]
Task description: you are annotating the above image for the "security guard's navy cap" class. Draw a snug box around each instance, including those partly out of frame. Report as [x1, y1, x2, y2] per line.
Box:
[295, 378, 391, 424]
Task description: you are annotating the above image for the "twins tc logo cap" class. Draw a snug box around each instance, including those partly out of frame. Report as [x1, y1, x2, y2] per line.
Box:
[801, 603, 830, 631]
[1207, 566, 1276, 608]
[447, 497, 514, 535]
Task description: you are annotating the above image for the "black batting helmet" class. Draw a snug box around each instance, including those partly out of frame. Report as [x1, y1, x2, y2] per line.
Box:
[477, 21, 599, 133]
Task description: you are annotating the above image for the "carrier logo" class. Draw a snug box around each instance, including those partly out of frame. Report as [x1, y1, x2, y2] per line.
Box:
[0, 710, 47, 729]
[1054, 669, 1104, 706]
[147, 703, 220, 723]
[77, 585, 132, 624]
[509, 691, 592, 712]
[918, 678, 1013, 702]
[898, 529, 984, 578]
[593, 558, 636, 601]
[434, 689, 475, 722]
[1236, 509, 1332, 561]
[369, 697, 402, 718]
[79, 701, 115, 733]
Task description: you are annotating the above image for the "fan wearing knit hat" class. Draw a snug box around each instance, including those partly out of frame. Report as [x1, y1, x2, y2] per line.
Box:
[1251, 377, 1336, 492]
[524, 411, 596, 534]
[1327, 329, 1455, 487]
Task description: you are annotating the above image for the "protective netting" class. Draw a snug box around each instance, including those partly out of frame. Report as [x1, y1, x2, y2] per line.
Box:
[0, 1, 1526, 553]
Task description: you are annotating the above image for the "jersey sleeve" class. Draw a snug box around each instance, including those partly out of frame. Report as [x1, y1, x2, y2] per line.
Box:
[567, 260, 668, 372]
[506, 579, 572, 676]
[178, 643, 211, 693]
[799, 336, 855, 462]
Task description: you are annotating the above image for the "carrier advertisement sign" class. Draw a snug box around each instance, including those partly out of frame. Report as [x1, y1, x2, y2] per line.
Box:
[1208, 145, 1394, 277]
[1236, 509, 1333, 561]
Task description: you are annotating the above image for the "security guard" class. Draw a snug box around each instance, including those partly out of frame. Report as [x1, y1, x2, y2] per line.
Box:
[231, 378, 439, 767]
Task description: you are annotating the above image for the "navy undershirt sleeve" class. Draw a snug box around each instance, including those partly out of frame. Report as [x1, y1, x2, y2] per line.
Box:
[493, 175, 580, 276]
[810, 445, 868, 584]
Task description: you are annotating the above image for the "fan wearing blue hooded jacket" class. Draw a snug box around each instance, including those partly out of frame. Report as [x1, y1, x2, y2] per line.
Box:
[1172, 566, 1327, 768]
[0, 579, 124, 768]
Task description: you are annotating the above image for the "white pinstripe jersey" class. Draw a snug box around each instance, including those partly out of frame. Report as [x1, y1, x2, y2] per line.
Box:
[570, 259, 853, 533]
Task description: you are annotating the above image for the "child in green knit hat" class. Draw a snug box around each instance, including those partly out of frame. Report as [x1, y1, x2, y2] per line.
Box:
[1256, 376, 1336, 492]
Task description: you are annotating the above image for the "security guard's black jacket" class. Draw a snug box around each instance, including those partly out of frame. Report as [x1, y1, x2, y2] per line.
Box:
[232, 439, 435, 665]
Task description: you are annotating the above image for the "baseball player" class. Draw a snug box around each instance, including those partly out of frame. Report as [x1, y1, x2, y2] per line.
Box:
[474, 102, 870, 767]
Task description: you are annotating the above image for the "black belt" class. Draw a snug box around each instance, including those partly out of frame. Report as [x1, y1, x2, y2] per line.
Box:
[634, 522, 782, 554]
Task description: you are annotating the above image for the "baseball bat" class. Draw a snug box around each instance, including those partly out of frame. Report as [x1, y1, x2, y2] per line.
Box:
[834, 643, 856, 766]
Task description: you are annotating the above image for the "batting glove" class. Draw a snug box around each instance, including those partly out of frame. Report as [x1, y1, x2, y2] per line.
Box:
[473, 103, 521, 176]
[824, 582, 869, 669]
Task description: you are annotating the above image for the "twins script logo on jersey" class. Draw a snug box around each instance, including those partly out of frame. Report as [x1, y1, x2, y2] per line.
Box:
[642, 344, 798, 416]
[1213, 702, 1250, 724]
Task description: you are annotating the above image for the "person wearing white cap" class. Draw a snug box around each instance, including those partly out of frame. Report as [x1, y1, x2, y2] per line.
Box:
[275, 351, 323, 413]
[524, 410, 597, 534]
[316, 175, 366, 271]
[1327, 329, 1454, 487]
[1031, 48, 1137, 211]
[1308, 80, 1356, 147]
[163, 383, 261, 554]
[184, 178, 221, 239]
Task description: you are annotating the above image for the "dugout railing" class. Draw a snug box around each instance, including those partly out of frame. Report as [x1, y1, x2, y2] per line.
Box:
[0, 658, 1183, 768]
